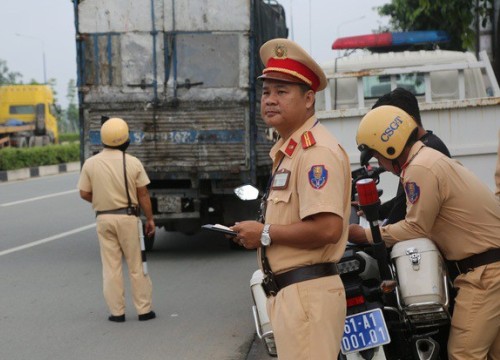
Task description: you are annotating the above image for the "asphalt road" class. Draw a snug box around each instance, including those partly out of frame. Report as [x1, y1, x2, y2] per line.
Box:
[0, 172, 273, 360]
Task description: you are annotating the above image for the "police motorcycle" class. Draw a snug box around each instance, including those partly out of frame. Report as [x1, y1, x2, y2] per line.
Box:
[237, 165, 452, 360]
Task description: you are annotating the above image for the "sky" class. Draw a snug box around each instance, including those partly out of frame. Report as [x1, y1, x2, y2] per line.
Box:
[0, 0, 389, 108]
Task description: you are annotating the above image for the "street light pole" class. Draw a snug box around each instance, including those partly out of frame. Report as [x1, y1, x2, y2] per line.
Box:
[15, 33, 47, 84]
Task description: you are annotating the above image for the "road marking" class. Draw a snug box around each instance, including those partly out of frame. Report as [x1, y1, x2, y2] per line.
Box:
[0, 189, 78, 207]
[0, 223, 96, 257]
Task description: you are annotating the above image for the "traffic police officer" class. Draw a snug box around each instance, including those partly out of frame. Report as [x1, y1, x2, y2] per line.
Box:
[78, 117, 156, 322]
[232, 39, 350, 359]
[371, 87, 451, 225]
[349, 105, 500, 359]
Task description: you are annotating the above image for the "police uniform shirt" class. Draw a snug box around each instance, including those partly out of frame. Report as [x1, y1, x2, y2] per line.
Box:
[369, 141, 500, 261]
[77, 148, 150, 211]
[379, 130, 451, 224]
[263, 116, 351, 273]
[496, 129, 500, 198]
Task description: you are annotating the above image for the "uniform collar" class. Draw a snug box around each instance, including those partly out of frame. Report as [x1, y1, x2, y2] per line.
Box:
[270, 116, 318, 159]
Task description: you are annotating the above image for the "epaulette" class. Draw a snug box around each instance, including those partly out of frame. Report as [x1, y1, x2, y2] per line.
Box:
[301, 131, 316, 149]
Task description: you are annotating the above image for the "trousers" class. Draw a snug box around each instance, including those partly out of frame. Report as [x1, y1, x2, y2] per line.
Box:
[96, 214, 153, 316]
[267, 275, 346, 360]
[448, 261, 500, 360]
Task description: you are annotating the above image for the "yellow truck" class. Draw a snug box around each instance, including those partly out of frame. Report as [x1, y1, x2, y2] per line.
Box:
[0, 85, 59, 147]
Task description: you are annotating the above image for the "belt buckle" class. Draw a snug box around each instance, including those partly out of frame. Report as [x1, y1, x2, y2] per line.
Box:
[127, 206, 139, 216]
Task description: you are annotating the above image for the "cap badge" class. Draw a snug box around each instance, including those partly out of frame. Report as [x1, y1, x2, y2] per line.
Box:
[273, 44, 288, 59]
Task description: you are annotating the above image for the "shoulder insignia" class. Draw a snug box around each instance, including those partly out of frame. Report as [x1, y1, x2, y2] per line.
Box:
[301, 131, 316, 149]
[405, 182, 420, 204]
[308, 165, 328, 189]
[285, 138, 297, 156]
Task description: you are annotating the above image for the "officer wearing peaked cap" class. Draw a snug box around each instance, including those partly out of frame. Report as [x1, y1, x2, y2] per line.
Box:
[232, 39, 351, 359]
[78, 118, 156, 323]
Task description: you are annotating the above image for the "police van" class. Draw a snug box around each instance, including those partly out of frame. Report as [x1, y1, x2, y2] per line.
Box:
[315, 31, 500, 199]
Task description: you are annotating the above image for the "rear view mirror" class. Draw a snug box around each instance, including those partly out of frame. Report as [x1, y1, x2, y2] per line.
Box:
[234, 184, 260, 201]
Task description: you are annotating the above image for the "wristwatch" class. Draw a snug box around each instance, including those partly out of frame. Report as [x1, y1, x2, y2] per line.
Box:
[260, 224, 272, 247]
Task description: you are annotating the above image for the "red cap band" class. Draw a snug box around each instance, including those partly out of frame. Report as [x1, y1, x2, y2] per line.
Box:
[356, 178, 379, 206]
[264, 57, 320, 92]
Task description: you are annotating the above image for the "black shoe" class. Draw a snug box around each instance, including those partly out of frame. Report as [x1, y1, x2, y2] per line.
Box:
[138, 311, 156, 321]
[108, 314, 125, 322]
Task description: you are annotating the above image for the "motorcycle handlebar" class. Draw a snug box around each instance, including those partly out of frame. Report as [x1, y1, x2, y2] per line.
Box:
[351, 166, 386, 201]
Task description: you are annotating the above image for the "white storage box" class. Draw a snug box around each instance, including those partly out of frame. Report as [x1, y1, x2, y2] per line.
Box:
[391, 238, 447, 307]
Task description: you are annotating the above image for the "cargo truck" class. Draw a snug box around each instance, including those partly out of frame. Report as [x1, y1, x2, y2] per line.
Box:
[73, 0, 287, 249]
[0, 85, 59, 148]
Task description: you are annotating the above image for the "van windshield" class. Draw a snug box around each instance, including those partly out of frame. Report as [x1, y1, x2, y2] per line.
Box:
[10, 105, 35, 115]
[363, 73, 425, 98]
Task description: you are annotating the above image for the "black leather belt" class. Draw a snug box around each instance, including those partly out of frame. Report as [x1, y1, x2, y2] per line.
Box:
[455, 248, 500, 274]
[95, 207, 139, 217]
[262, 262, 339, 297]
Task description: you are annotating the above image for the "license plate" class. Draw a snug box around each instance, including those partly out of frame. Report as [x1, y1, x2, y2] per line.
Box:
[341, 308, 390, 354]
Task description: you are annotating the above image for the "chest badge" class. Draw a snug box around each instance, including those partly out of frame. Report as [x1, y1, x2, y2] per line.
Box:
[308, 165, 328, 189]
[272, 169, 291, 190]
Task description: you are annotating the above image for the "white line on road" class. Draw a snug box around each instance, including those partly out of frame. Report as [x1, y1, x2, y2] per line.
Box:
[0, 223, 96, 257]
[0, 189, 78, 207]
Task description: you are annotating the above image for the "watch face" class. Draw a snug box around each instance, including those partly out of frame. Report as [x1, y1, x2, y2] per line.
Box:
[261, 224, 271, 246]
[261, 233, 271, 246]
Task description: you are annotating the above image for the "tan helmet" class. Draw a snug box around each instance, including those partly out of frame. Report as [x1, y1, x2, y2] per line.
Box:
[356, 105, 417, 165]
[100, 117, 129, 147]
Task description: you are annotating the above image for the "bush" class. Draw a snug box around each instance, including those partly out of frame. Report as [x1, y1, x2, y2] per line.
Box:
[59, 133, 80, 143]
[0, 143, 79, 171]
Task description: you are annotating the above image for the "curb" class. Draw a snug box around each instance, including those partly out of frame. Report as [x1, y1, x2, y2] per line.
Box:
[0, 161, 80, 182]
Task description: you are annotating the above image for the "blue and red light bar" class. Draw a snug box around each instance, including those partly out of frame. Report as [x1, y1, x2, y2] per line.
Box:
[332, 31, 450, 50]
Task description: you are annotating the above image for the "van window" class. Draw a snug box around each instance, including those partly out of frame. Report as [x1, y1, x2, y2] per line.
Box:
[10, 105, 35, 115]
[363, 73, 425, 99]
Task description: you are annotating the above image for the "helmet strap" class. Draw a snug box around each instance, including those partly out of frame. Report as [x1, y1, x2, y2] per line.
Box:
[104, 140, 130, 152]
[392, 159, 402, 175]
[116, 140, 130, 152]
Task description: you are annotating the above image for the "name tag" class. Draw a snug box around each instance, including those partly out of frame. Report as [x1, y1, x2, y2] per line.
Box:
[272, 169, 290, 190]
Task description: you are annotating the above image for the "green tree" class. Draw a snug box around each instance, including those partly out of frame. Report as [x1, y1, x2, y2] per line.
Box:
[378, 0, 493, 51]
[46, 78, 59, 105]
[0, 59, 22, 84]
[66, 79, 79, 133]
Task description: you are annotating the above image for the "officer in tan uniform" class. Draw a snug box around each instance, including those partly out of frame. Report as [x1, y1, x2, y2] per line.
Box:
[78, 117, 156, 323]
[231, 39, 350, 359]
[349, 106, 500, 360]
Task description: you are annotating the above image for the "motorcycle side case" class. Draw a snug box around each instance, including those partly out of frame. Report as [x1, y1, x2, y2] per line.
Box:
[391, 238, 447, 307]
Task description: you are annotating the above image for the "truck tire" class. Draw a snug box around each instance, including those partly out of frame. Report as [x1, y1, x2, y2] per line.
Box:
[14, 137, 28, 148]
